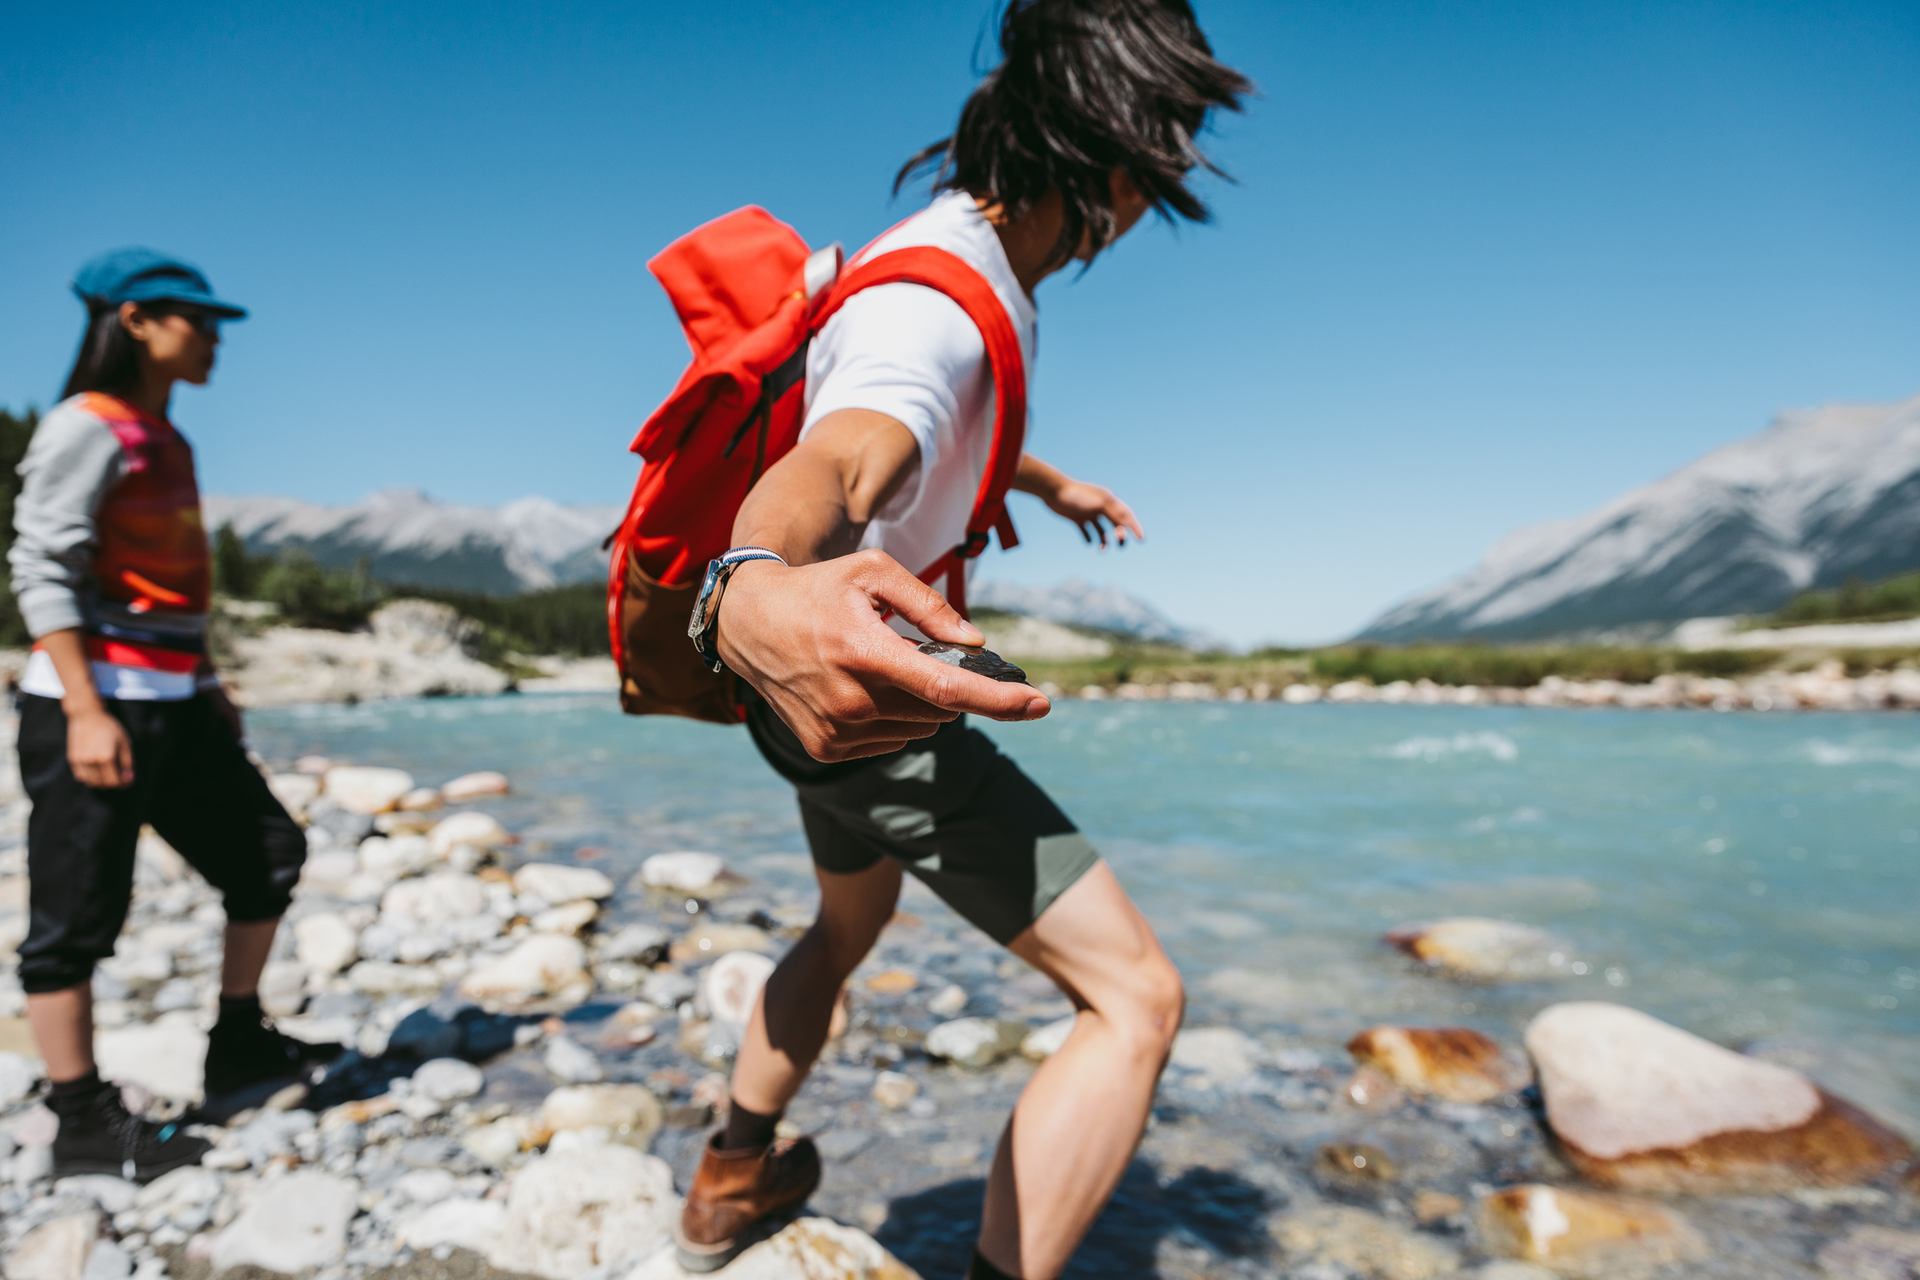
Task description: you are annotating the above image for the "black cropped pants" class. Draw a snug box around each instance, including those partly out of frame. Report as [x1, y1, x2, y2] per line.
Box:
[14, 693, 306, 994]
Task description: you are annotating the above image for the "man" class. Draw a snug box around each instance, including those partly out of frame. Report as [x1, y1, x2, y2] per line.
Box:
[675, 3, 1248, 1275]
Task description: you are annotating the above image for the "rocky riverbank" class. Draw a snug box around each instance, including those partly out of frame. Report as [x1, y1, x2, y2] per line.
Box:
[2, 715, 1917, 1278]
[10, 599, 1918, 715]
[1057, 659, 1920, 712]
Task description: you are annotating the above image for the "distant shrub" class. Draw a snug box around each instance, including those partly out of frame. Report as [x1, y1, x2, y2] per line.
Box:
[1307, 644, 1776, 688]
[249, 549, 382, 631]
[0, 408, 36, 646]
[402, 582, 606, 658]
[1767, 572, 1920, 627]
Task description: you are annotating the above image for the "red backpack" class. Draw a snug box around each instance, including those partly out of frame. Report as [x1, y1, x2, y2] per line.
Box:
[607, 206, 1028, 723]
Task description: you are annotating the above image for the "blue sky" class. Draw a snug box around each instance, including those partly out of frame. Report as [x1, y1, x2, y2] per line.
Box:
[3, 0, 1916, 645]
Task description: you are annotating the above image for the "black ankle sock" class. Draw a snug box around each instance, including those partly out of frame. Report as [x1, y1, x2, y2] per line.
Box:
[720, 1098, 780, 1151]
[967, 1249, 1018, 1280]
[47, 1070, 109, 1117]
[217, 994, 263, 1027]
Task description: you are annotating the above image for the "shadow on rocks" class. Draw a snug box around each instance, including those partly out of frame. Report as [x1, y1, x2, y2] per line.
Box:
[298, 1003, 541, 1113]
[874, 1157, 1276, 1278]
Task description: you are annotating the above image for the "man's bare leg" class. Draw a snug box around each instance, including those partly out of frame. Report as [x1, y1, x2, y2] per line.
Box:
[977, 862, 1184, 1278]
[728, 859, 904, 1124]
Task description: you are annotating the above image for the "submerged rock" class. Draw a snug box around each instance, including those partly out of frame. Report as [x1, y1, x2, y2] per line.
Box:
[926, 1018, 1025, 1070]
[1270, 1204, 1460, 1280]
[1527, 1002, 1911, 1192]
[1315, 1141, 1399, 1189]
[1817, 1226, 1920, 1280]
[1347, 1026, 1530, 1103]
[1386, 918, 1573, 982]
[670, 923, 773, 964]
[1477, 1184, 1704, 1278]
[1021, 1016, 1075, 1060]
[1170, 1026, 1264, 1086]
[873, 1071, 920, 1110]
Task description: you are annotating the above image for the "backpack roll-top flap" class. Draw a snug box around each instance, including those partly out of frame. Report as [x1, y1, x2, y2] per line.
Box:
[630, 210, 819, 462]
[647, 206, 812, 357]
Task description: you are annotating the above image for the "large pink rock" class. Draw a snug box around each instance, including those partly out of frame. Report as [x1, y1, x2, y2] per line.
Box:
[1527, 1003, 1911, 1193]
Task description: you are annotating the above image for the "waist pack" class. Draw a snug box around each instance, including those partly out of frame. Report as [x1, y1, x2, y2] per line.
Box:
[607, 206, 1028, 723]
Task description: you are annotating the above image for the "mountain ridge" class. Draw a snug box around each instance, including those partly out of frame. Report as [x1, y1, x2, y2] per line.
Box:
[206, 490, 1205, 643]
[1357, 394, 1920, 642]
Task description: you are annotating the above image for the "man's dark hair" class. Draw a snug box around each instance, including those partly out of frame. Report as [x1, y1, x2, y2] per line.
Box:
[61, 305, 142, 400]
[898, 0, 1250, 268]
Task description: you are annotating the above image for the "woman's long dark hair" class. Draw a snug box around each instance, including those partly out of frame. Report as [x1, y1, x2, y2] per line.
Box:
[61, 304, 142, 400]
[897, 0, 1251, 269]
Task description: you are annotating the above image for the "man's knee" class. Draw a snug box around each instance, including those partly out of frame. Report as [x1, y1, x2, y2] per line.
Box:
[1103, 952, 1185, 1063]
[802, 916, 883, 983]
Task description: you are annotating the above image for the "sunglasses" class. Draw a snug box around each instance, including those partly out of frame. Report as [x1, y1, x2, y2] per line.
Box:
[148, 305, 225, 338]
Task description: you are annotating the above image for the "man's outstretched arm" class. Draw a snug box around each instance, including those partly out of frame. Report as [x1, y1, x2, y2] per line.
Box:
[716, 408, 1049, 763]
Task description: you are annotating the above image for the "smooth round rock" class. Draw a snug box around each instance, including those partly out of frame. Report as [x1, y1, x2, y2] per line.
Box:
[702, 952, 776, 1027]
[322, 765, 415, 816]
[513, 863, 614, 904]
[639, 851, 727, 894]
[1527, 1002, 1911, 1192]
[442, 771, 511, 803]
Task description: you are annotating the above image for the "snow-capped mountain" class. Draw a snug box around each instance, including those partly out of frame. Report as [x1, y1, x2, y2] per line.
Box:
[206, 490, 621, 594]
[207, 493, 1216, 647]
[1358, 394, 1920, 643]
[970, 578, 1220, 650]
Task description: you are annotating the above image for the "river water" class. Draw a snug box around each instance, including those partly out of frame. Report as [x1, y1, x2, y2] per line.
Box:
[251, 695, 1920, 1276]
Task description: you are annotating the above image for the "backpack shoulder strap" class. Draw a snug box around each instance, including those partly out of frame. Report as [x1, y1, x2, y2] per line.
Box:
[809, 246, 1027, 616]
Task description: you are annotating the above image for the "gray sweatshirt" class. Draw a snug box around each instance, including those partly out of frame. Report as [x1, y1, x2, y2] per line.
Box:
[9, 395, 211, 655]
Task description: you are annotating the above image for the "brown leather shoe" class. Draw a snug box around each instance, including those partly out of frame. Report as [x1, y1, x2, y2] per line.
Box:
[675, 1132, 822, 1272]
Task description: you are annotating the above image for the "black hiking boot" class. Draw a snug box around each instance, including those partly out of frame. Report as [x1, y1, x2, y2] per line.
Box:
[51, 1081, 211, 1183]
[203, 1009, 346, 1109]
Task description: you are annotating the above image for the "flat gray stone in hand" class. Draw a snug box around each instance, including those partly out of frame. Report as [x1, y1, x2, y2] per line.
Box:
[916, 641, 1029, 684]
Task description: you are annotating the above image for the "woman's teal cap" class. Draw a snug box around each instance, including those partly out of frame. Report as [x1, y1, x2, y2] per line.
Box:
[72, 247, 248, 318]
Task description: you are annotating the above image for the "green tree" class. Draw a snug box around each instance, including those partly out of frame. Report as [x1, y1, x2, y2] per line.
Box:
[0, 408, 40, 646]
[212, 523, 257, 598]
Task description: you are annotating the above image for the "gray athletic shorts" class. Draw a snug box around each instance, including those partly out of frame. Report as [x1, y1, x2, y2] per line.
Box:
[744, 693, 1100, 946]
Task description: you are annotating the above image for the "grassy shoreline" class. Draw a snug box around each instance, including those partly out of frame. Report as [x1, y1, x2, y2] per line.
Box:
[1013, 641, 1920, 694]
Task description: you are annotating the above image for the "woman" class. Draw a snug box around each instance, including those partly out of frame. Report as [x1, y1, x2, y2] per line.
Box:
[9, 248, 337, 1181]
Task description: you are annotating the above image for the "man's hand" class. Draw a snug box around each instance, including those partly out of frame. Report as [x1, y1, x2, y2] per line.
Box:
[716, 549, 1050, 763]
[1045, 478, 1145, 548]
[204, 684, 245, 741]
[68, 706, 135, 789]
